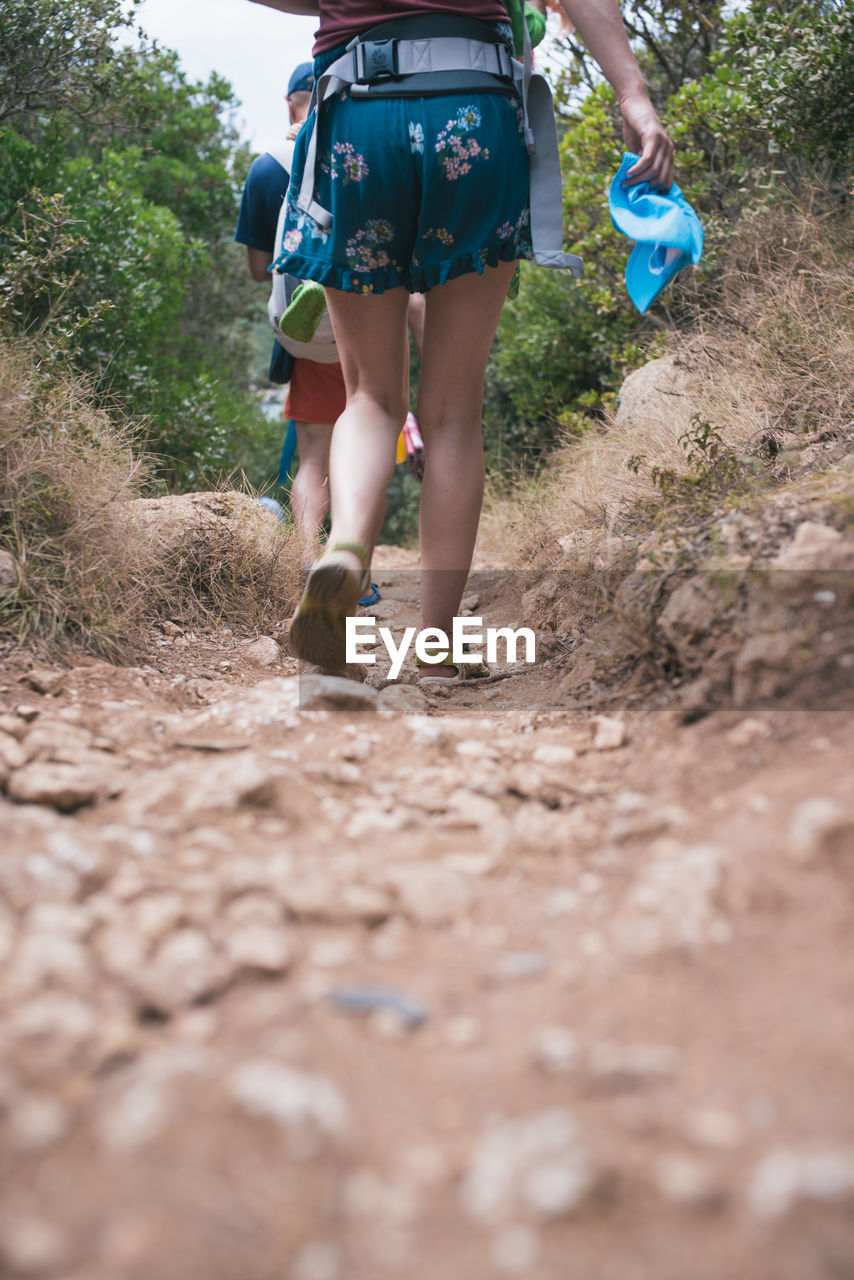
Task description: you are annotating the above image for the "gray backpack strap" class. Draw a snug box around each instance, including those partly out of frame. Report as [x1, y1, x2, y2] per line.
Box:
[517, 15, 583, 275]
[297, 28, 583, 275]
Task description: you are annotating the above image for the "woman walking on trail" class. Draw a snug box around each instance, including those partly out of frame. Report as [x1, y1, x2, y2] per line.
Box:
[250, 0, 673, 676]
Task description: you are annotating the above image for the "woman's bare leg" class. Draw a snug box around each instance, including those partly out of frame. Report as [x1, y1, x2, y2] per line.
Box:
[417, 261, 517, 635]
[321, 286, 411, 568]
[289, 420, 332, 550]
[320, 263, 514, 650]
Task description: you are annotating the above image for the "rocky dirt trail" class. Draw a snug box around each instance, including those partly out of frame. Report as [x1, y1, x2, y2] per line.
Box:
[1, 544, 854, 1280]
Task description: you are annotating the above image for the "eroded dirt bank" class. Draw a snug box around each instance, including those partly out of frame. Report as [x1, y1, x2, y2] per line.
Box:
[1, 546, 853, 1280]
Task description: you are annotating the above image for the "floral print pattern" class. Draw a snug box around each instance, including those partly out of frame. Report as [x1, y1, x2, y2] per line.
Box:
[496, 207, 531, 254]
[321, 141, 369, 184]
[276, 62, 533, 293]
[434, 105, 489, 181]
[345, 218, 397, 274]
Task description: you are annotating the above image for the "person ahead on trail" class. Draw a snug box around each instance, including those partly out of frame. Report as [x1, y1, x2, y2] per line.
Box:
[249, 0, 674, 677]
[235, 62, 348, 553]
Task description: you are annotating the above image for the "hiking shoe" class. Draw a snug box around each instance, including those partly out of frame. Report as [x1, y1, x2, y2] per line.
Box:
[289, 541, 368, 669]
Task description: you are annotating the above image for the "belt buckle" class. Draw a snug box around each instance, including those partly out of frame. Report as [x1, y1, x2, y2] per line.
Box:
[355, 37, 399, 84]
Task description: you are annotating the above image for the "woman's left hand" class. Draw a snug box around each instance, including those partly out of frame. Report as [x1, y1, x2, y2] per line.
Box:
[619, 91, 675, 190]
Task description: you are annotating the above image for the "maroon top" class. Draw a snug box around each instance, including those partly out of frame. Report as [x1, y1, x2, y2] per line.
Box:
[313, 1, 510, 52]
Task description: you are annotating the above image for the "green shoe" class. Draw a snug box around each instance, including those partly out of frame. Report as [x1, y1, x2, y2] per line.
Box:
[279, 281, 327, 344]
[289, 540, 369, 670]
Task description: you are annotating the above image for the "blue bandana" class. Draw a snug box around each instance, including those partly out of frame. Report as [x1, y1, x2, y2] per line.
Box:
[609, 153, 703, 313]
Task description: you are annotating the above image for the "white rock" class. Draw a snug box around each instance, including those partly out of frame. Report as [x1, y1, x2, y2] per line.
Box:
[45, 827, 105, 878]
[613, 790, 646, 815]
[299, 675, 378, 712]
[345, 807, 406, 838]
[137, 928, 221, 1011]
[7, 762, 106, 811]
[0, 1215, 68, 1274]
[120, 753, 278, 825]
[535, 1026, 578, 1075]
[592, 716, 627, 751]
[385, 863, 471, 925]
[231, 1061, 349, 1154]
[404, 715, 446, 747]
[460, 1108, 592, 1222]
[726, 717, 772, 748]
[95, 923, 147, 977]
[309, 937, 355, 969]
[684, 1106, 744, 1150]
[221, 851, 292, 896]
[26, 901, 89, 937]
[132, 892, 185, 941]
[225, 924, 292, 974]
[531, 743, 577, 766]
[97, 1079, 168, 1150]
[749, 1148, 854, 1218]
[0, 547, 18, 594]
[442, 851, 497, 877]
[524, 1158, 592, 1217]
[443, 1015, 482, 1048]
[10, 993, 95, 1047]
[588, 1041, 682, 1088]
[492, 951, 550, 982]
[224, 893, 283, 926]
[9, 1094, 69, 1149]
[377, 684, 427, 715]
[243, 636, 282, 667]
[615, 844, 723, 952]
[283, 877, 391, 926]
[543, 888, 581, 917]
[654, 1154, 722, 1207]
[0, 735, 28, 769]
[9, 931, 92, 993]
[787, 797, 854, 864]
[772, 521, 852, 571]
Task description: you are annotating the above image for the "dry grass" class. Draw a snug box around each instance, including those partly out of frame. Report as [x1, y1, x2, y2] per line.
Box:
[132, 489, 305, 633]
[480, 198, 854, 571]
[0, 344, 161, 653]
[0, 343, 304, 654]
[679, 200, 854, 452]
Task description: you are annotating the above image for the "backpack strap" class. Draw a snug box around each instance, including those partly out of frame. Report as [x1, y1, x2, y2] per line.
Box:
[266, 140, 296, 177]
[296, 20, 583, 276]
[514, 5, 583, 272]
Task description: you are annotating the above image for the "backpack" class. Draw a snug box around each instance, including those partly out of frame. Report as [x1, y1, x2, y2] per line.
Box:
[267, 142, 339, 364]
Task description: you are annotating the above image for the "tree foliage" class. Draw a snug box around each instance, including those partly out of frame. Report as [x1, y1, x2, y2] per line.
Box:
[0, 0, 278, 489]
[483, 0, 854, 474]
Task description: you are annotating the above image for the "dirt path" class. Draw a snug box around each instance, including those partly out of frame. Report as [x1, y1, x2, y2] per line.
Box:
[1, 548, 853, 1280]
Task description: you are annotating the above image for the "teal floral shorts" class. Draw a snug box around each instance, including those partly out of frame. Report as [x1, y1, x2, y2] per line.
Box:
[277, 33, 533, 294]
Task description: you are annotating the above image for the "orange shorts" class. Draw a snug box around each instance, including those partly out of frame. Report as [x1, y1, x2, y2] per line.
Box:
[285, 358, 346, 425]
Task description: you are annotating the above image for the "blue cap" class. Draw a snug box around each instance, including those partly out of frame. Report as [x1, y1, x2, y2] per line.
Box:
[287, 63, 314, 96]
[609, 153, 703, 313]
